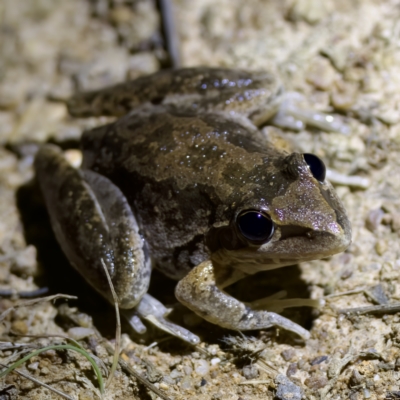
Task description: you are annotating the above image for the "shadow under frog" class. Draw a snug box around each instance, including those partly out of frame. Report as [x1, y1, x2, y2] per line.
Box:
[16, 176, 313, 344]
[30, 67, 351, 344]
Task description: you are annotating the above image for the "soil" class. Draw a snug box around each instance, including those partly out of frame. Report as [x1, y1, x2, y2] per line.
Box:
[1, 0, 400, 399]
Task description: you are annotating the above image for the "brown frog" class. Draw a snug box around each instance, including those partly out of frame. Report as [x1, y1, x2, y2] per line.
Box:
[35, 67, 351, 343]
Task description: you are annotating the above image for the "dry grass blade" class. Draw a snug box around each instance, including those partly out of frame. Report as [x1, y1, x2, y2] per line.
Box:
[0, 362, 74, 400]
[10, 333, 85, 351]
[11, 333, 109, 377]
[0, 287, 49, 298]
[0, 344, 105, 395]
[117, 356, 172, 400]
[94, 329, 172, 400]
[100, 258, 121, 389]
[0, 293, 77, 322]
[338, 302, 400, 315]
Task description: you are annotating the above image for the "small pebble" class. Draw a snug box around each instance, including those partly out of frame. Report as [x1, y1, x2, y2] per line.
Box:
[306, 57, 336, 90]
[210, 357, 221, 366]
[281, 348, 296, 361]
[304, 374, 328, 389]
[310, 355, 328, 366]
[194, 359, 209, 377]
[183, 365, 193, 376]
[67, 327, 95, 340]
[242, 364, 259, 379]
[331, 82, 358, 111]
[365, 208, 384, 232]
[391, 213, 400, 232]
[350, 369, 363, 385]
[275, 374, 302, 400]
[10, 245, 38, 277]
[286, 363, 297, 377]
[40, 366, 50, 375]
[180, 375, 192, 390]
[170, 368, 183, 379]
[375, 240, 387, 255]
[28, 362, 39, 371]
[159, 382, 169, 390]
[11, 320, 28, 335]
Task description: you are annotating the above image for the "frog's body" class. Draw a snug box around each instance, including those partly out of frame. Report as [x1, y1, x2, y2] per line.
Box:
[35, 68, 351, 343]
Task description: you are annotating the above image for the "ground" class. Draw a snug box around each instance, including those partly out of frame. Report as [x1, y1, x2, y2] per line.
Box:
[1, 0, 400, 399]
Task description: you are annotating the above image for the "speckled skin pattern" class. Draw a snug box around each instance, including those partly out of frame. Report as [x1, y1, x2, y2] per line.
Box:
[35, 68, 351, 339]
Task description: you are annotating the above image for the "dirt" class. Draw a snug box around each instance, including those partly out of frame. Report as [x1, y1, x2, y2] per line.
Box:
[1, 0, 400, 399]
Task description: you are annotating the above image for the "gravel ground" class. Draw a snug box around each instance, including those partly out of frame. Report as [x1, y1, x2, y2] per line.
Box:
[1, 0, 400, 399]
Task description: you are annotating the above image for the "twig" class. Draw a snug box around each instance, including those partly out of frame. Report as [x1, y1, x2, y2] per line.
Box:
[158, 0, 181, 68]
[324, 287, 367, 299]
[0, 287, 49, 298]
[11, 293, 78, 307]
[97, 335, 172, 400]
[0, 293, 77, 322]
[0, 344, 104, 395]
[100, 258, 121, 389]
[338, 302, 400, 315]
[0, 362, 74, 400]
[239, 379, 271, 385]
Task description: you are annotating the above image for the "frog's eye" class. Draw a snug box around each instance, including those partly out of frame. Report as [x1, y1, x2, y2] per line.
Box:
[303, 153, 326, 182]
[237, 211, 274, 244]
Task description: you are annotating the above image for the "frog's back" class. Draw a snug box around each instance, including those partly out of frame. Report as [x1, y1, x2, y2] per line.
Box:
[81, 107, 282, 278]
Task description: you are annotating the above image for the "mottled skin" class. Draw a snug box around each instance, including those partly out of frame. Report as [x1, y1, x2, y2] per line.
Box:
[35, 67, 351, 342]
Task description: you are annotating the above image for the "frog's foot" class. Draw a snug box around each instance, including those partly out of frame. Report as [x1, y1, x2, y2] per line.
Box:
[270, 92, 349, 134]
[122, 294, 200, 345]
[247, 290, 322, 313]
[175, 260, 311, 341]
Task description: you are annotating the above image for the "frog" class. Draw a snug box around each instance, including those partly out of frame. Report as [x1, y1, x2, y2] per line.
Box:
[34, 67, 351, 344]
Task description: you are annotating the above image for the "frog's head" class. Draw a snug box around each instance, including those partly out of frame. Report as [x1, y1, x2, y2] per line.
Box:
[210, 153, 351, 273]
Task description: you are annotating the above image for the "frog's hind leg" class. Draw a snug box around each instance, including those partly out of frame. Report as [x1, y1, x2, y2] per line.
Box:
[175, 260, 311, 340]
[67, 67, 283, 120]
[34, 144, 151, 309]
[35, 145, 200, 344]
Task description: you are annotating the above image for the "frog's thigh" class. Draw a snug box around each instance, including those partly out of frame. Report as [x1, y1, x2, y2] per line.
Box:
[34, 145, 151, 309]
[175, 260, 310, 340]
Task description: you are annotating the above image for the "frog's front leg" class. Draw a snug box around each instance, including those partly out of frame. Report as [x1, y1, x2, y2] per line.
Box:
[175, 260, 311, 340]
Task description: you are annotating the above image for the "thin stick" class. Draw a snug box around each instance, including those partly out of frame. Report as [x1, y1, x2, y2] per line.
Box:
[0, 344, 104, 395]
[0, 362, 74, 400]
[0, 294, 77, 322]
[100, 258, 121, 389]
[158, 0, 181, 68]
[96, 332, 172, 400]
[338, 302, 400, 315]
[0, 287, 49, 298]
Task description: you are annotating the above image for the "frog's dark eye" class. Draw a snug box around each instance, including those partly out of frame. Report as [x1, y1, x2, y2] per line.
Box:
[303, 153, 326, 182]
[237, 211, 274, 244]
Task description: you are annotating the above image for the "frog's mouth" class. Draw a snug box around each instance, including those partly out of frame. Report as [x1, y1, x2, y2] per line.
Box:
[212, 225, 351, 274]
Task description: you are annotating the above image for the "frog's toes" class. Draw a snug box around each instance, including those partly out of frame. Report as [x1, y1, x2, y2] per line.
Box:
[272, 91, 349, 134]
[122, 294, 200, 345]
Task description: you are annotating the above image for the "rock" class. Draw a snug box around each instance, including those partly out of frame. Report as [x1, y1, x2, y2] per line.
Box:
[275, 374, 303, 400]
